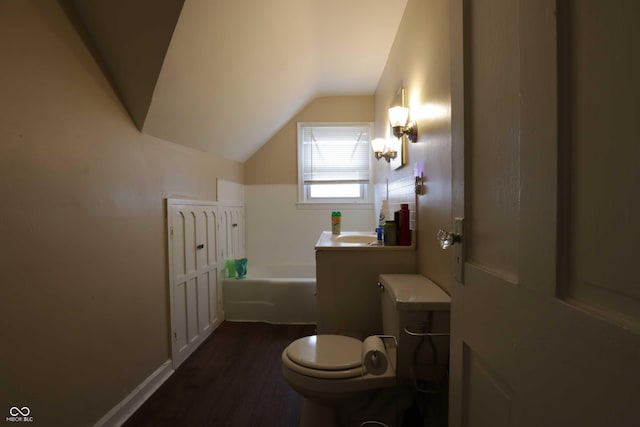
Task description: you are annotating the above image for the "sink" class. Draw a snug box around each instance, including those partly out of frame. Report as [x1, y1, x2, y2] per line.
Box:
[334, 234, 378, 244]
[315, 231, 414, 250]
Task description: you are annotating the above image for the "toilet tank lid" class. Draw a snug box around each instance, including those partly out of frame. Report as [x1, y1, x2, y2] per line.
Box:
[379, 274, 450, 311]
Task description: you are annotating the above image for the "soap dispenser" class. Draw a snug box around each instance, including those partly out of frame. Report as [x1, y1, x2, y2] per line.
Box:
[379, 200, 390, 228]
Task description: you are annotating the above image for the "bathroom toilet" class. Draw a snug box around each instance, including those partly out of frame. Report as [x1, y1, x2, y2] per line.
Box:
[281, 334, 398, 426]
[281, 274, 451, 427]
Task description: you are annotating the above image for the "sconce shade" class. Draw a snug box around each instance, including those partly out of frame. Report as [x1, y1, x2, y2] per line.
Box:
[387, 137, 401, 152]
[371, 138, 386, 153]
[388, 106, 409, 127]
[371, 138, 398, 163]
[388, 105, 418, 143]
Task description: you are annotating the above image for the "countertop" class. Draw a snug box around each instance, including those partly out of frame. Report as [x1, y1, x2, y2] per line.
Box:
[314, 231, 416, 251]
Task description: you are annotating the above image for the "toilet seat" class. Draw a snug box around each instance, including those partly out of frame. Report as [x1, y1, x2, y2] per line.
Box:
[283, 335, 364, 379]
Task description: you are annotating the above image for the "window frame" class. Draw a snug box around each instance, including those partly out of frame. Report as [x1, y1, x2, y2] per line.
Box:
[297, 122, 374, 206]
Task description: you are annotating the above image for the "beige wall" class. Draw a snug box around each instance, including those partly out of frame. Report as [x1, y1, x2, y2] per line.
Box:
[244, 95, 374, 185]
[374, 0, 453, 292]
[0, 2, 242, 426]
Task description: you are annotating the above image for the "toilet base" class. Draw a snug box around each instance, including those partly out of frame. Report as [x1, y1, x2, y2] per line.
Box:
[297, 386, 411, 427]
[299, 398, 337, 427]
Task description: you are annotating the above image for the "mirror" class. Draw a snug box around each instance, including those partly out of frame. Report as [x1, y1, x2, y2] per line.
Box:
[390, 87, 407, 170]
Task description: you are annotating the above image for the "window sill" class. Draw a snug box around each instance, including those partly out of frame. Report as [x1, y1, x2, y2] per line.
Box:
[296, 202, 374, 210]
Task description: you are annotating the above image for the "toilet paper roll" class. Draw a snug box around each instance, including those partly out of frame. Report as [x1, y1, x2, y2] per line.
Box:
[362, 336, 388, 376]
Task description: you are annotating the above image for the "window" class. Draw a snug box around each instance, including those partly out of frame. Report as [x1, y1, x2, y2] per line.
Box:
[297, 123, 373, 204]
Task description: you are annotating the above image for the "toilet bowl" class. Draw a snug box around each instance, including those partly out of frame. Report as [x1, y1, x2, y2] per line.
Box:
[282, 274, 451, 427]
[281, 335, 397, 426]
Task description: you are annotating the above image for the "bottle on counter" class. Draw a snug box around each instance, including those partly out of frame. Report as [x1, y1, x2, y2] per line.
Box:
[378, 200, 390, 228]
[383, 220, 397, 246]
[399, 203, 411, 246]
[393, 210, 401, 244]
[331, 211, 342, 234]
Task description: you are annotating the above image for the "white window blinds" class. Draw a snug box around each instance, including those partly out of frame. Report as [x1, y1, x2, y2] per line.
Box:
[301, 125, 371, 184]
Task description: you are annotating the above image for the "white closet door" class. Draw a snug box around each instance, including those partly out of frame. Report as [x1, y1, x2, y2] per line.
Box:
[220, 204, 245, 261]
[168, 200, 220, 368]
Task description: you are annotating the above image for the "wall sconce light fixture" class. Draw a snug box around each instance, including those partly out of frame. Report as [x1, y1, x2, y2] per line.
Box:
[371, 138, 399, 163]
[388, 105, 418, 142]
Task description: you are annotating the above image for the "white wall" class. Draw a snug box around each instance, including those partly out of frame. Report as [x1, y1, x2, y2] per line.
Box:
[245, 185, 375, 266]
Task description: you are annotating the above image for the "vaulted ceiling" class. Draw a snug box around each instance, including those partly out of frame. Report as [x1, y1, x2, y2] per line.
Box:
[70, 0, 408, 162]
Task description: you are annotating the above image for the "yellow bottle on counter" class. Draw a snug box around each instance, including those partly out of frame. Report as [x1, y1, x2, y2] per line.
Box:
[331, 211, 342, 234]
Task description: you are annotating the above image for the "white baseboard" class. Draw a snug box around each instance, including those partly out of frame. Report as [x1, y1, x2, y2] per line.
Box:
[93, 359, 174, 427]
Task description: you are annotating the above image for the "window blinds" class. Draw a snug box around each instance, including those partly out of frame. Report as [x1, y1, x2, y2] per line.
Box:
[301, 125, 371, 184]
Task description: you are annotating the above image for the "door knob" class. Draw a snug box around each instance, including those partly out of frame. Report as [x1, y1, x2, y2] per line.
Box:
[196, 244, 204, 250]
[437, 229, 461, 249]
[438, 218, 465, 283]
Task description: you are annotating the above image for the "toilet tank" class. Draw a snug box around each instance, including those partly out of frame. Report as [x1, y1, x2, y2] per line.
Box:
[379, 274, 451, 383]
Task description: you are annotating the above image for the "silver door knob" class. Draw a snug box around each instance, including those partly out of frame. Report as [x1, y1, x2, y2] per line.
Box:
[437, 229, 461, 249]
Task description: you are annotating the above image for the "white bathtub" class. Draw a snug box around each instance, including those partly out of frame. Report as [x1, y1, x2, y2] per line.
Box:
[222, 264, 316, 324]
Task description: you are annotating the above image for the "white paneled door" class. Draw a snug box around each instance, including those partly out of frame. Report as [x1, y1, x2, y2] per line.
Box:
[168, 200, 221, 368]
[220, 204, 245, 261]
[449, 0, 639, 426]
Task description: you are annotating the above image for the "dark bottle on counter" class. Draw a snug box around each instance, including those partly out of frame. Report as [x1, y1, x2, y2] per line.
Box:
[399, 203, 411, 246]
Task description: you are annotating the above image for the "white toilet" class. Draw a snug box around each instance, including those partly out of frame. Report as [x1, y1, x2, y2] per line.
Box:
[281, 274, 451, 427]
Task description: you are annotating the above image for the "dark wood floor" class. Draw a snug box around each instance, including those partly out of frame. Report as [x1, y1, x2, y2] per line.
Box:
[124, 321, 315, 427]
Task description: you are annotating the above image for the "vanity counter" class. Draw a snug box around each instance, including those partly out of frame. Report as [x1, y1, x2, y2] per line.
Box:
[315, 231, 415, 251]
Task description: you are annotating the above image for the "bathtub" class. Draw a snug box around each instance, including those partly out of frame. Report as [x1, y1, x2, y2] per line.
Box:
[222, 264, 316, 324]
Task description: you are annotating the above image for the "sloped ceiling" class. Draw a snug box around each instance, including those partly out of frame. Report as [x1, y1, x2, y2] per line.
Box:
[71, 0, 408, 163]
